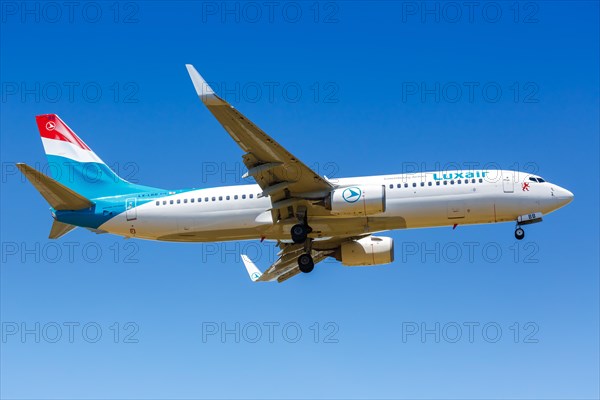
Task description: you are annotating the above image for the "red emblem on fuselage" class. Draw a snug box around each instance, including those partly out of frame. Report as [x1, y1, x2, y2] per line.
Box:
[522, 182, 530, 191]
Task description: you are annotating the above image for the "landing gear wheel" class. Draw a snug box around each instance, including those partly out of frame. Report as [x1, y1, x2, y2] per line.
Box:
[291, 224, 309, 244]
[298, 253, 314, 273]
[515, 227, 525, 240]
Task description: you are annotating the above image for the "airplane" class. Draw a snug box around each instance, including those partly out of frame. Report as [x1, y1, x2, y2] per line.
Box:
[17, 64, 574, 283]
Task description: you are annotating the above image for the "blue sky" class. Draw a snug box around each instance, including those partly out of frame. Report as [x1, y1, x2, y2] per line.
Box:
[1, 1, 598, 399]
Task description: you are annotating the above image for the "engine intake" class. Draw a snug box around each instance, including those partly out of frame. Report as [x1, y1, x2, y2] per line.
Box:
[326, 185, 386, 216]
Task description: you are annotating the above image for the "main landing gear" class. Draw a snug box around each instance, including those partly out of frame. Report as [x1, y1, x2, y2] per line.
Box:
[514, 226, 525, 240]
[291, 223, 310, 244]
[292, 223, 314, 273]
[298, 253, 314, 273]
[290, 209, 315, 273]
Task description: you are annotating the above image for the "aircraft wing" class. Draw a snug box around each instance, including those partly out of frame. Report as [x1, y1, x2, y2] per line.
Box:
[240, 235, 369, 283]
[186, 65, 333, 221]
[242, 243, 334, 283]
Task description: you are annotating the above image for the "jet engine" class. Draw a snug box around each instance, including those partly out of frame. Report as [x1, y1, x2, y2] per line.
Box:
[338, 236, 394, 266]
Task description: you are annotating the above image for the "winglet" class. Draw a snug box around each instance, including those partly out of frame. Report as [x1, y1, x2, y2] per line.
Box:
[241, 254, 263, 282]
[185, 64, 220, 104]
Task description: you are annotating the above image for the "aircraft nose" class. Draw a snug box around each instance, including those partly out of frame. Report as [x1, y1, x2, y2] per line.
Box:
[554, 186, 574, 207]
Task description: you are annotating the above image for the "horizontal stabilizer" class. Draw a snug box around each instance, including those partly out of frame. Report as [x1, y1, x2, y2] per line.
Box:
[17, 163, 93, 210]
[49, 220, 76, 239]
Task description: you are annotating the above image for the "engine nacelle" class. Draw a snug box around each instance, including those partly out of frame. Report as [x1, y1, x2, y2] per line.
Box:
[327, 185, 386, 216]
[340, 236, 394, 266]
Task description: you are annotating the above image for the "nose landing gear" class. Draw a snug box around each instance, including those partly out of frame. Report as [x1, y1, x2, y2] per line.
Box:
[514, 227, 525, 240]
[514, 212, 543, 240]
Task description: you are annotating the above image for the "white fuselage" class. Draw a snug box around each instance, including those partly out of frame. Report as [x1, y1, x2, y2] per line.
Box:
[99, 170, 573, 243]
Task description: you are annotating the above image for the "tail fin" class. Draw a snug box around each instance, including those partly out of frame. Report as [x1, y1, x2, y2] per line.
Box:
[36, 114, 161, 199]
[17, 163, 93, 210]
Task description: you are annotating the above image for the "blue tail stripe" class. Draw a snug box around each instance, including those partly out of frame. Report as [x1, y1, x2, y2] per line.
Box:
[46, 155, 165, 199]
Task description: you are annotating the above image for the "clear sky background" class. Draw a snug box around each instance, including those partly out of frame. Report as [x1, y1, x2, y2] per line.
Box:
[1, 1, 598, 399]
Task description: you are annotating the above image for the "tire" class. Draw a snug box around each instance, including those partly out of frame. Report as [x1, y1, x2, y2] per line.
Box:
[291, 223, 308, 244]
[298, 253, 314, 273]
[515, 228, 525, 240]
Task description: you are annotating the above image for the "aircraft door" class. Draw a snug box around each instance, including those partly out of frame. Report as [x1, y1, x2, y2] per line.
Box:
[125, 198, 137, 221]
[502, 172, 514, 193]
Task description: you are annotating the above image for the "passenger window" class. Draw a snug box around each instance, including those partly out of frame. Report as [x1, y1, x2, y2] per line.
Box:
[397, 184, 401, 188]
[184, 199, 188, 203]
[250, 194, 254, 199]
[464, 179, 469, 184]
[420, 182, 424, 187]
[219, 196, 223, 201]
[162, 201, 166, 205]
[177, 199, 181, 204]
[191, 198, 194, 203]
[170, 200, 174, 205]
[155, 201, 159, 206]
[436, 181, 440, 186]
[457, 180, 461, 184]
[197, 198, 201, 202]
[428, 182, 432, 186]
[205, 197, 209, 202]
[389, 184, 393, 189]
[450, 180, 454, 185]
[444, 181, 448, 185]
[479, 178, 483, 183]
[212, 197, 216, 201]
[242, 195, 246, 199]
[234, 195, 238, 200]
[471, 179, 476, 183]
[404, 183, 408, 188]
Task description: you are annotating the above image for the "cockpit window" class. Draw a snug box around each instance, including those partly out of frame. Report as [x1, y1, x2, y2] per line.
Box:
[529, 176, 546, 183]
